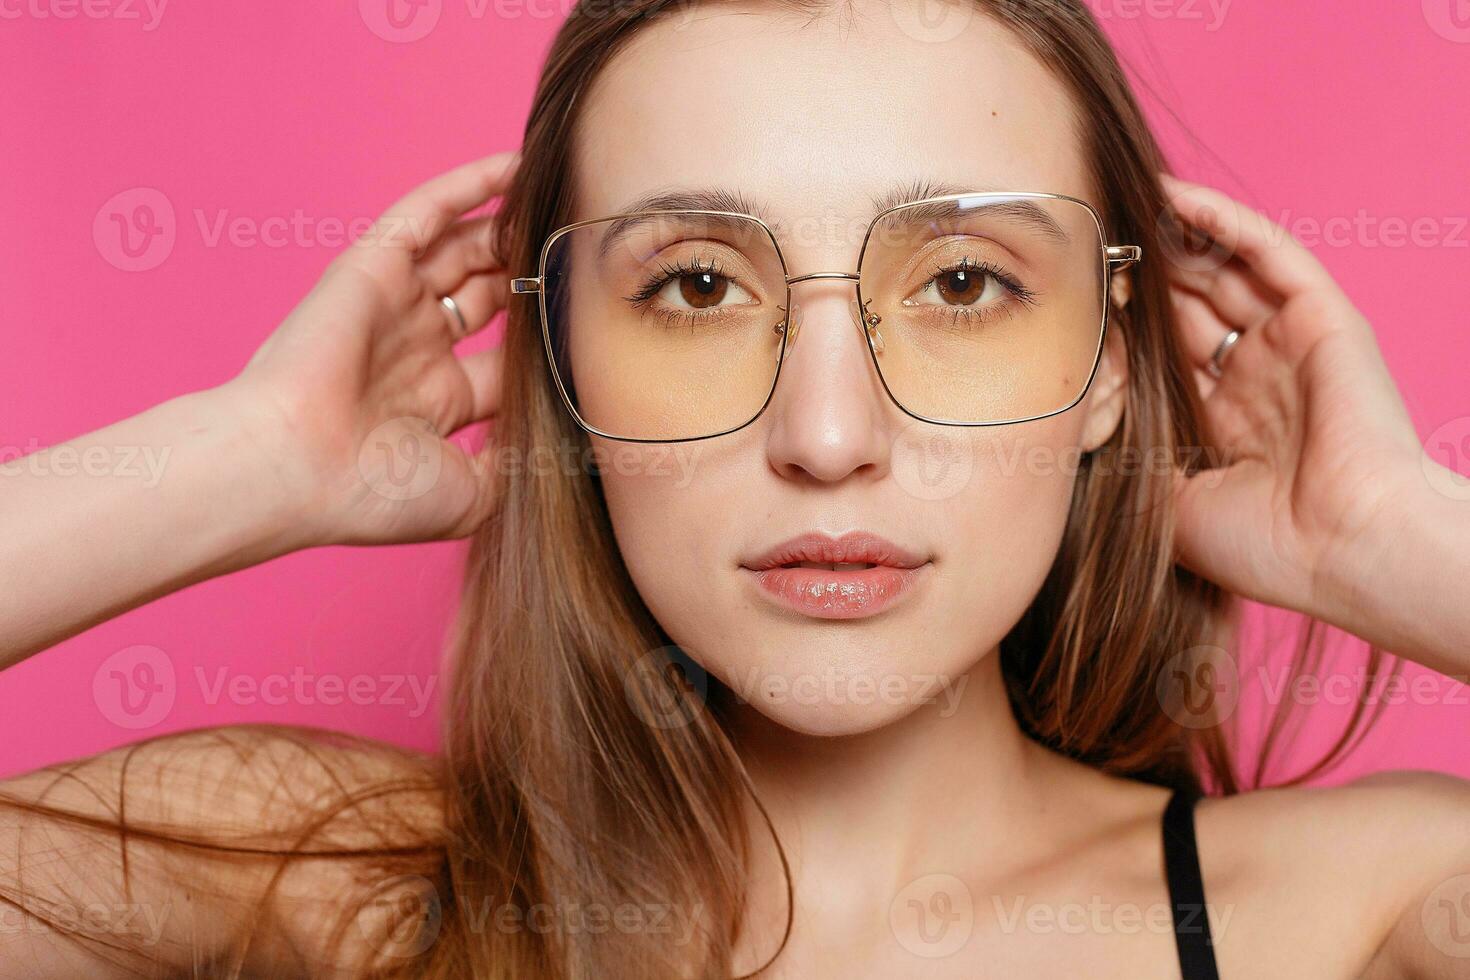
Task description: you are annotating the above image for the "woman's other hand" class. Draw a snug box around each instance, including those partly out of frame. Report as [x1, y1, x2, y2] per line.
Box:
[1162, 173, 1469, 672]
[227, 149, 519, 547]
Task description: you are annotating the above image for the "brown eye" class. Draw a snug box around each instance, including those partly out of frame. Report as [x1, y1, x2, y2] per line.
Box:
[652, 266, 755, 314]
[678, 271, 729, 309]
[903, 260, 1012, 313]
[935, 267, 985, 306]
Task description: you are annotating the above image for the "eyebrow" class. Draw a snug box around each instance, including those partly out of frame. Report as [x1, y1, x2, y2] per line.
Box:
[595, 188, 777, 261]
[595, 178, 1071, 258]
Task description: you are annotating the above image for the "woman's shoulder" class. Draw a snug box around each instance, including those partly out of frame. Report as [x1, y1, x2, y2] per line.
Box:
[1047, 763, 1470, 978]
[1197, 770, 1470, 979]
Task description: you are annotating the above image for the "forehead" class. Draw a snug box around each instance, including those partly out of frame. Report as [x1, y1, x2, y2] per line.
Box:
[573, 0, 1091, 238]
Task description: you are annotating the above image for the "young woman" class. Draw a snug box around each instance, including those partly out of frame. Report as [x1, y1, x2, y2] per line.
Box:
[2, 0, 1467, 976]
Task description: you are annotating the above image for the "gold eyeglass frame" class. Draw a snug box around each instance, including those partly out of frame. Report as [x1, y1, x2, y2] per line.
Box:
[509, 190, 1142, 444]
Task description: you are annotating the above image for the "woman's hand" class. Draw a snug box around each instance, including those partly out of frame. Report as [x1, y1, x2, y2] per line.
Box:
[1161, 174, 1469, 671]
[226, 149, 519, 547]
[0, 151, 522, 666]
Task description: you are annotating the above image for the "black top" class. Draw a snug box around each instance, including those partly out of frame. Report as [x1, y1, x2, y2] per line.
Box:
[1162, 788, 1221, 980]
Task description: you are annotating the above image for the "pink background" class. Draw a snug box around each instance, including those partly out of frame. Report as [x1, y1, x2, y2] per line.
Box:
[2, 2, 1467, 783]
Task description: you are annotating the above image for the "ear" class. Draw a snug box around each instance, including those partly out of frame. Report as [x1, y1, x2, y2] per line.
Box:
[1078, 271, 1132, 453]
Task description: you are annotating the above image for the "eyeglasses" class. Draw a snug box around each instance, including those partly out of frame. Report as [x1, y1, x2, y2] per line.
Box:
[510, 191, 1141, 443]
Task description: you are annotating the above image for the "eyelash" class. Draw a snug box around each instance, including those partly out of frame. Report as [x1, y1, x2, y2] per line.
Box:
[920, 256, 1039, 326]
[622, 253, 1039, 329]
[624, 254, 742, 328]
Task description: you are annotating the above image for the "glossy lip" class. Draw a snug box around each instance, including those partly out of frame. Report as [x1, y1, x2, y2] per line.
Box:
[739, 531, 932, 620]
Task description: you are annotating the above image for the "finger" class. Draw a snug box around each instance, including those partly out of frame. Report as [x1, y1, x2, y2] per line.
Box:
[449, 344, 505, 432]
[1166, 256, 1281, 333]
[1198, 330, 1293, 459]
[1170, 287, 1271, 450]
[438, 437, 501, 539]
[368, 150, 520, 255]
[418, 214, 504, 295]
[1171, 288, 1228, 402]
[439, 271, 509, 342]
[1171, 284, 1234, 363]
[1159, 174, 1333, 299]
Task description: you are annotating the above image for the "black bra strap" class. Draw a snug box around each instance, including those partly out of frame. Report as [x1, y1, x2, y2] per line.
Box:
[1162, 788, 1221, 980]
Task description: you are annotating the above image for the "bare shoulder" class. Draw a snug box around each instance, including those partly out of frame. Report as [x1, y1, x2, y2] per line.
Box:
[1196, 770, 1470, 979]
[0, 723, 446, 978]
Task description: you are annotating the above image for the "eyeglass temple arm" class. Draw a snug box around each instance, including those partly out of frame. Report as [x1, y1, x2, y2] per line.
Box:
[511, 277, 542, 293]
[1106, 245, 1142, 271]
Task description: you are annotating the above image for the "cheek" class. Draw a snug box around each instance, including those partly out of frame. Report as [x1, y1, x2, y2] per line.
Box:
[941, 421, 1083, 615]
[596, 438, 728, 628]
[905, 417, 1093, 631]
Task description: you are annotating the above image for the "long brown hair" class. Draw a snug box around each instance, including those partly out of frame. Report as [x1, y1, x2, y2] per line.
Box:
[1, 0, 1398, 976]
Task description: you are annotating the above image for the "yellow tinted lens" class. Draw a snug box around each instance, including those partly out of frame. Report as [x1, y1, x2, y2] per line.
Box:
[543, 211, 787, 440]
[857, 194, 1106, 423]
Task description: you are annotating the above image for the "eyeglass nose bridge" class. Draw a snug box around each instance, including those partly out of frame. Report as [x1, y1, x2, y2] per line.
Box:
[774, 270, 884, 361]
[785, 270, 860, 285]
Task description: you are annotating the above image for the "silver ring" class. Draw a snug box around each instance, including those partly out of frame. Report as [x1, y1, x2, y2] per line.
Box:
[440, 294, 468, 337]
[1207, 328, 1241, 379]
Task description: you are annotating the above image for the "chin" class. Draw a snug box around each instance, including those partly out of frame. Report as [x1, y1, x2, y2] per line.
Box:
[706, 647, 980, 738]
[741, 694, 927, 738]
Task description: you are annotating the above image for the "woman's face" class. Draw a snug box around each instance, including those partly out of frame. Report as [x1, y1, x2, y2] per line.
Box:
[577, 0, 1128, 736]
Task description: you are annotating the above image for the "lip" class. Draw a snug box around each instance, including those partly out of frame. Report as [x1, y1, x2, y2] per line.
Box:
[740, 531, 932, 620]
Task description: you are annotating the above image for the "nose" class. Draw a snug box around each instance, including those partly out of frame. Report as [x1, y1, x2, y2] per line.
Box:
[762, 273, 894, 485]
